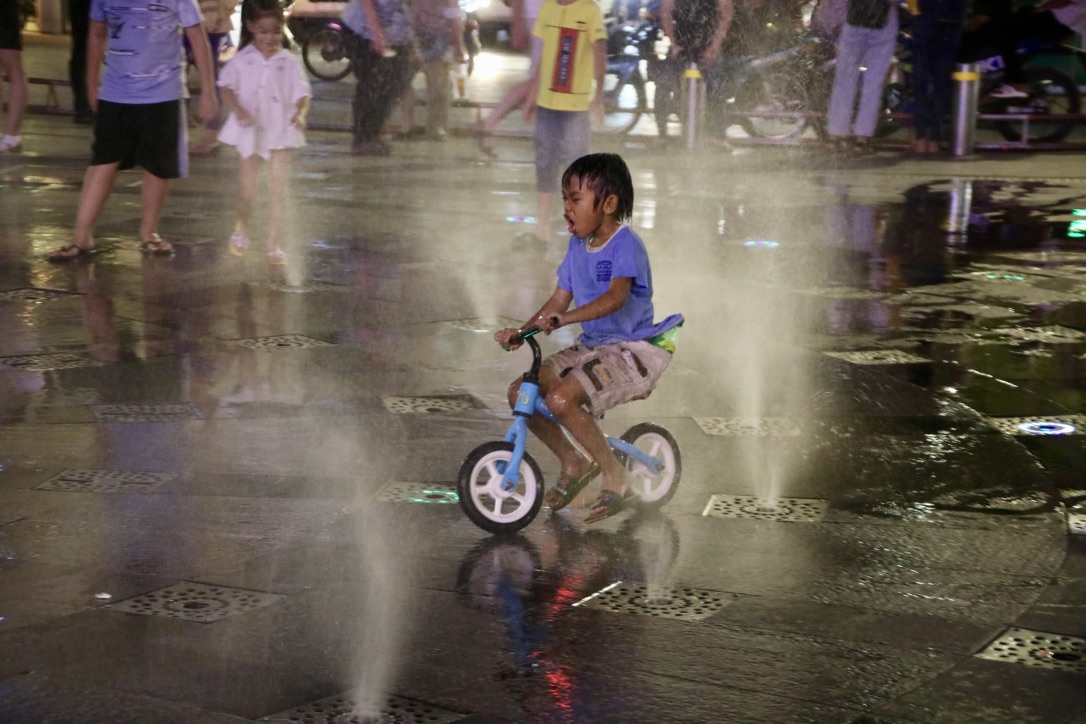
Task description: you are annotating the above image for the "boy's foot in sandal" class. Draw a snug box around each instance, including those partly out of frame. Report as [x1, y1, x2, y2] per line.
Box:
[267, 249, 287, 265]
[140, 234, 174, 256]
[585, 489, 625, 524]
[48, 244, 98, 262]
[543, 462, 600, 511]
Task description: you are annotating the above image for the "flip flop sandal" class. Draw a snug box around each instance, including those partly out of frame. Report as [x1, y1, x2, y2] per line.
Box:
[139, 235, 174, 256]
[544, 462, 601, 512]
[585, 489, 625, 524]
[47, 245, 98, 263]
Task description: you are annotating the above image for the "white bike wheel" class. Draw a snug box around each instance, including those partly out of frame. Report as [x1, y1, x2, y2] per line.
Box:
[458, 441, 544, 534]
[619, 423, 681, 508]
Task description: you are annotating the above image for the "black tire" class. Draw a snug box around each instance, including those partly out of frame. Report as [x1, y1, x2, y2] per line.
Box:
[737, 71, 810, 140]
[302, 27, 353, 82]
[601, 71, 646, 134]
[458, 441, 544, 534]
[996, 66, 1081, 144]
[618, 423, 681, 510]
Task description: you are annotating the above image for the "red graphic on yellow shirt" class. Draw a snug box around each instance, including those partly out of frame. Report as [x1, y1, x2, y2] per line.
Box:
[550, 28, 579, 93]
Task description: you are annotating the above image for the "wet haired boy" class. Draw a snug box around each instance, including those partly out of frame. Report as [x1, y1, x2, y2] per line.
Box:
[495, 153, 683, 523]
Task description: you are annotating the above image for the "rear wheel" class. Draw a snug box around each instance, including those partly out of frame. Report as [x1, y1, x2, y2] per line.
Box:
[618, 423, 681, 509]
[458, 441, 544, 534]
[996, 66, 1080, 143]
[738, 72, 810, 140]
[601, 71, 646, 134]
[302, 26, 353, 82]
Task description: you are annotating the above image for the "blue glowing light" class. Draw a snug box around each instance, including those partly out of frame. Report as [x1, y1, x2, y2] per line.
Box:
[743, 240, 780, 248]
[506, 216, 537, 224]
[1016, 421, 1077, 435]
[410, 489, 460, 504]
[984, 273, 1025, 281]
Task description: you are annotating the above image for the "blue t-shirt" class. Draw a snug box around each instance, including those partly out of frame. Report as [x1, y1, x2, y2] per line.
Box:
[91, 0, 204, 104]
[557, 226, 683, 348]
[341, 0, 414, 45]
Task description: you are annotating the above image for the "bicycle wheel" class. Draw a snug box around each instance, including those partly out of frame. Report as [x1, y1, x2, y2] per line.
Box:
[996, 66, 1080, 144]
[618, 422, 681, 509]
[458, 441, 544, 534]
[738, 71, 810, 140]
[601, 71, 646, 134]
[302, 26, 353, 82]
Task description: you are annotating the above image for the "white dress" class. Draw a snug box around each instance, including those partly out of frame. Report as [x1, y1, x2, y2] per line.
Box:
[217, 45, 312, 160]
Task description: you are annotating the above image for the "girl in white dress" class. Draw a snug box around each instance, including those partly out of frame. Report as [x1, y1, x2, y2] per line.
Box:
[218, 0, 311, 264]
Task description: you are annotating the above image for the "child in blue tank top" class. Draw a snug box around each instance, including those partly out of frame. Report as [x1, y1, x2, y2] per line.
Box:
[495, 153, 683, 523]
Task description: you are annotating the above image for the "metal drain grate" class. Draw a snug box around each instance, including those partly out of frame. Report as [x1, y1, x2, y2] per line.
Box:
[693, 417, 801, 436]
[261, 693, 464, 723]
[376, 481, 458, 504]
[986, 415, 1086, 436]
[823, 349, 932, 365]
[381, 395, 479, 414]
[573, 581, 733, 621]
[111, 581, 283, 623]
[976, 627, 1086, 674]
[232, 334, 334, 351]
[447, 317, 521, 333]
[92, 403, 203, 422]
[703, 494, 828, 522]
[0, 287, 78, 303]
[35, 468, 173, 494]
[0, 353, 99, 371]
[991, 325, 1086, 343]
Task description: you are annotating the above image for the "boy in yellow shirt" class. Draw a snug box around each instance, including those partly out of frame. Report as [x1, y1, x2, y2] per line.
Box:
[522, 0, 607, 244]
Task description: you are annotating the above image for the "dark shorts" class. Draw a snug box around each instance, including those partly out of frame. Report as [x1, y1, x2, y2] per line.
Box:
[91, 100, 187, 179]
[0, 2, 21, 50]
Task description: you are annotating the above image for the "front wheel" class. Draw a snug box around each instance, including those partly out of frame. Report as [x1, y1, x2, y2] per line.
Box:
[737, 71, 810, 140]
[995, 66, 1081, 144]
[302, 26, 353, 82]
[458, 441, 544, 534]
[601, 70, 646, 134]
[619, 423, 681, 509]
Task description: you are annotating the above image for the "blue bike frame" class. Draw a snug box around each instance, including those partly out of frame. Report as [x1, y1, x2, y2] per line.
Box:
[497, 331, 666, 493]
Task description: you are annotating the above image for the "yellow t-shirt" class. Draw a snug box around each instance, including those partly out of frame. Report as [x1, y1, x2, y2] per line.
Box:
[532, 0, 607, 112]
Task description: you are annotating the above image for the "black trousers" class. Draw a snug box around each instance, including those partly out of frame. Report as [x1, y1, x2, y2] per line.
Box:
[959, 10, 1070, 84]
[69, 0, 92, 114]
[347, 34, 415, 143]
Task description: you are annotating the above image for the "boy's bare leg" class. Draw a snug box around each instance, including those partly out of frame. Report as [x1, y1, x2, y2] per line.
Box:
[507, 366, 595, 479]
[543, 374, 626, 495]
[50, 162, 121, 258]
[478, 77, 532, 134]
[139, 171, 171, 250]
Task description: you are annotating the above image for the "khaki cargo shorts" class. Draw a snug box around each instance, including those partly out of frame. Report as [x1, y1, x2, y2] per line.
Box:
[545, 340, 672, 416]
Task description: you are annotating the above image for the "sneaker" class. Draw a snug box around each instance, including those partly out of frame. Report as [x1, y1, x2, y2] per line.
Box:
[229, 232, 251, 256]
[990, 84, 1029, 99]
[0, 135, 21, 152]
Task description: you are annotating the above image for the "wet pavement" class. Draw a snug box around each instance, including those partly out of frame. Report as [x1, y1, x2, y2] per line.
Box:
[2, 31, 1086, 724]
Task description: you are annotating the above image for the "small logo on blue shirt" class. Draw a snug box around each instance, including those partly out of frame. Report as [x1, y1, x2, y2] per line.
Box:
[596, 260, 612, 282]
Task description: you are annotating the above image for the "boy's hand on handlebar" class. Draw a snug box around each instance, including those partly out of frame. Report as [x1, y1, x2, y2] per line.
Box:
[538, 314, 565, 333]
[495, 327, 523, 351]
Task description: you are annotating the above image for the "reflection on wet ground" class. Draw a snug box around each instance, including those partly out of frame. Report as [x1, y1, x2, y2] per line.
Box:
[1, 125, 1085, 723]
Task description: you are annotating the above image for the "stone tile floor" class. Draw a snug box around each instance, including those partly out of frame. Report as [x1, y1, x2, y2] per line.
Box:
[1, 104, 1086, 722]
